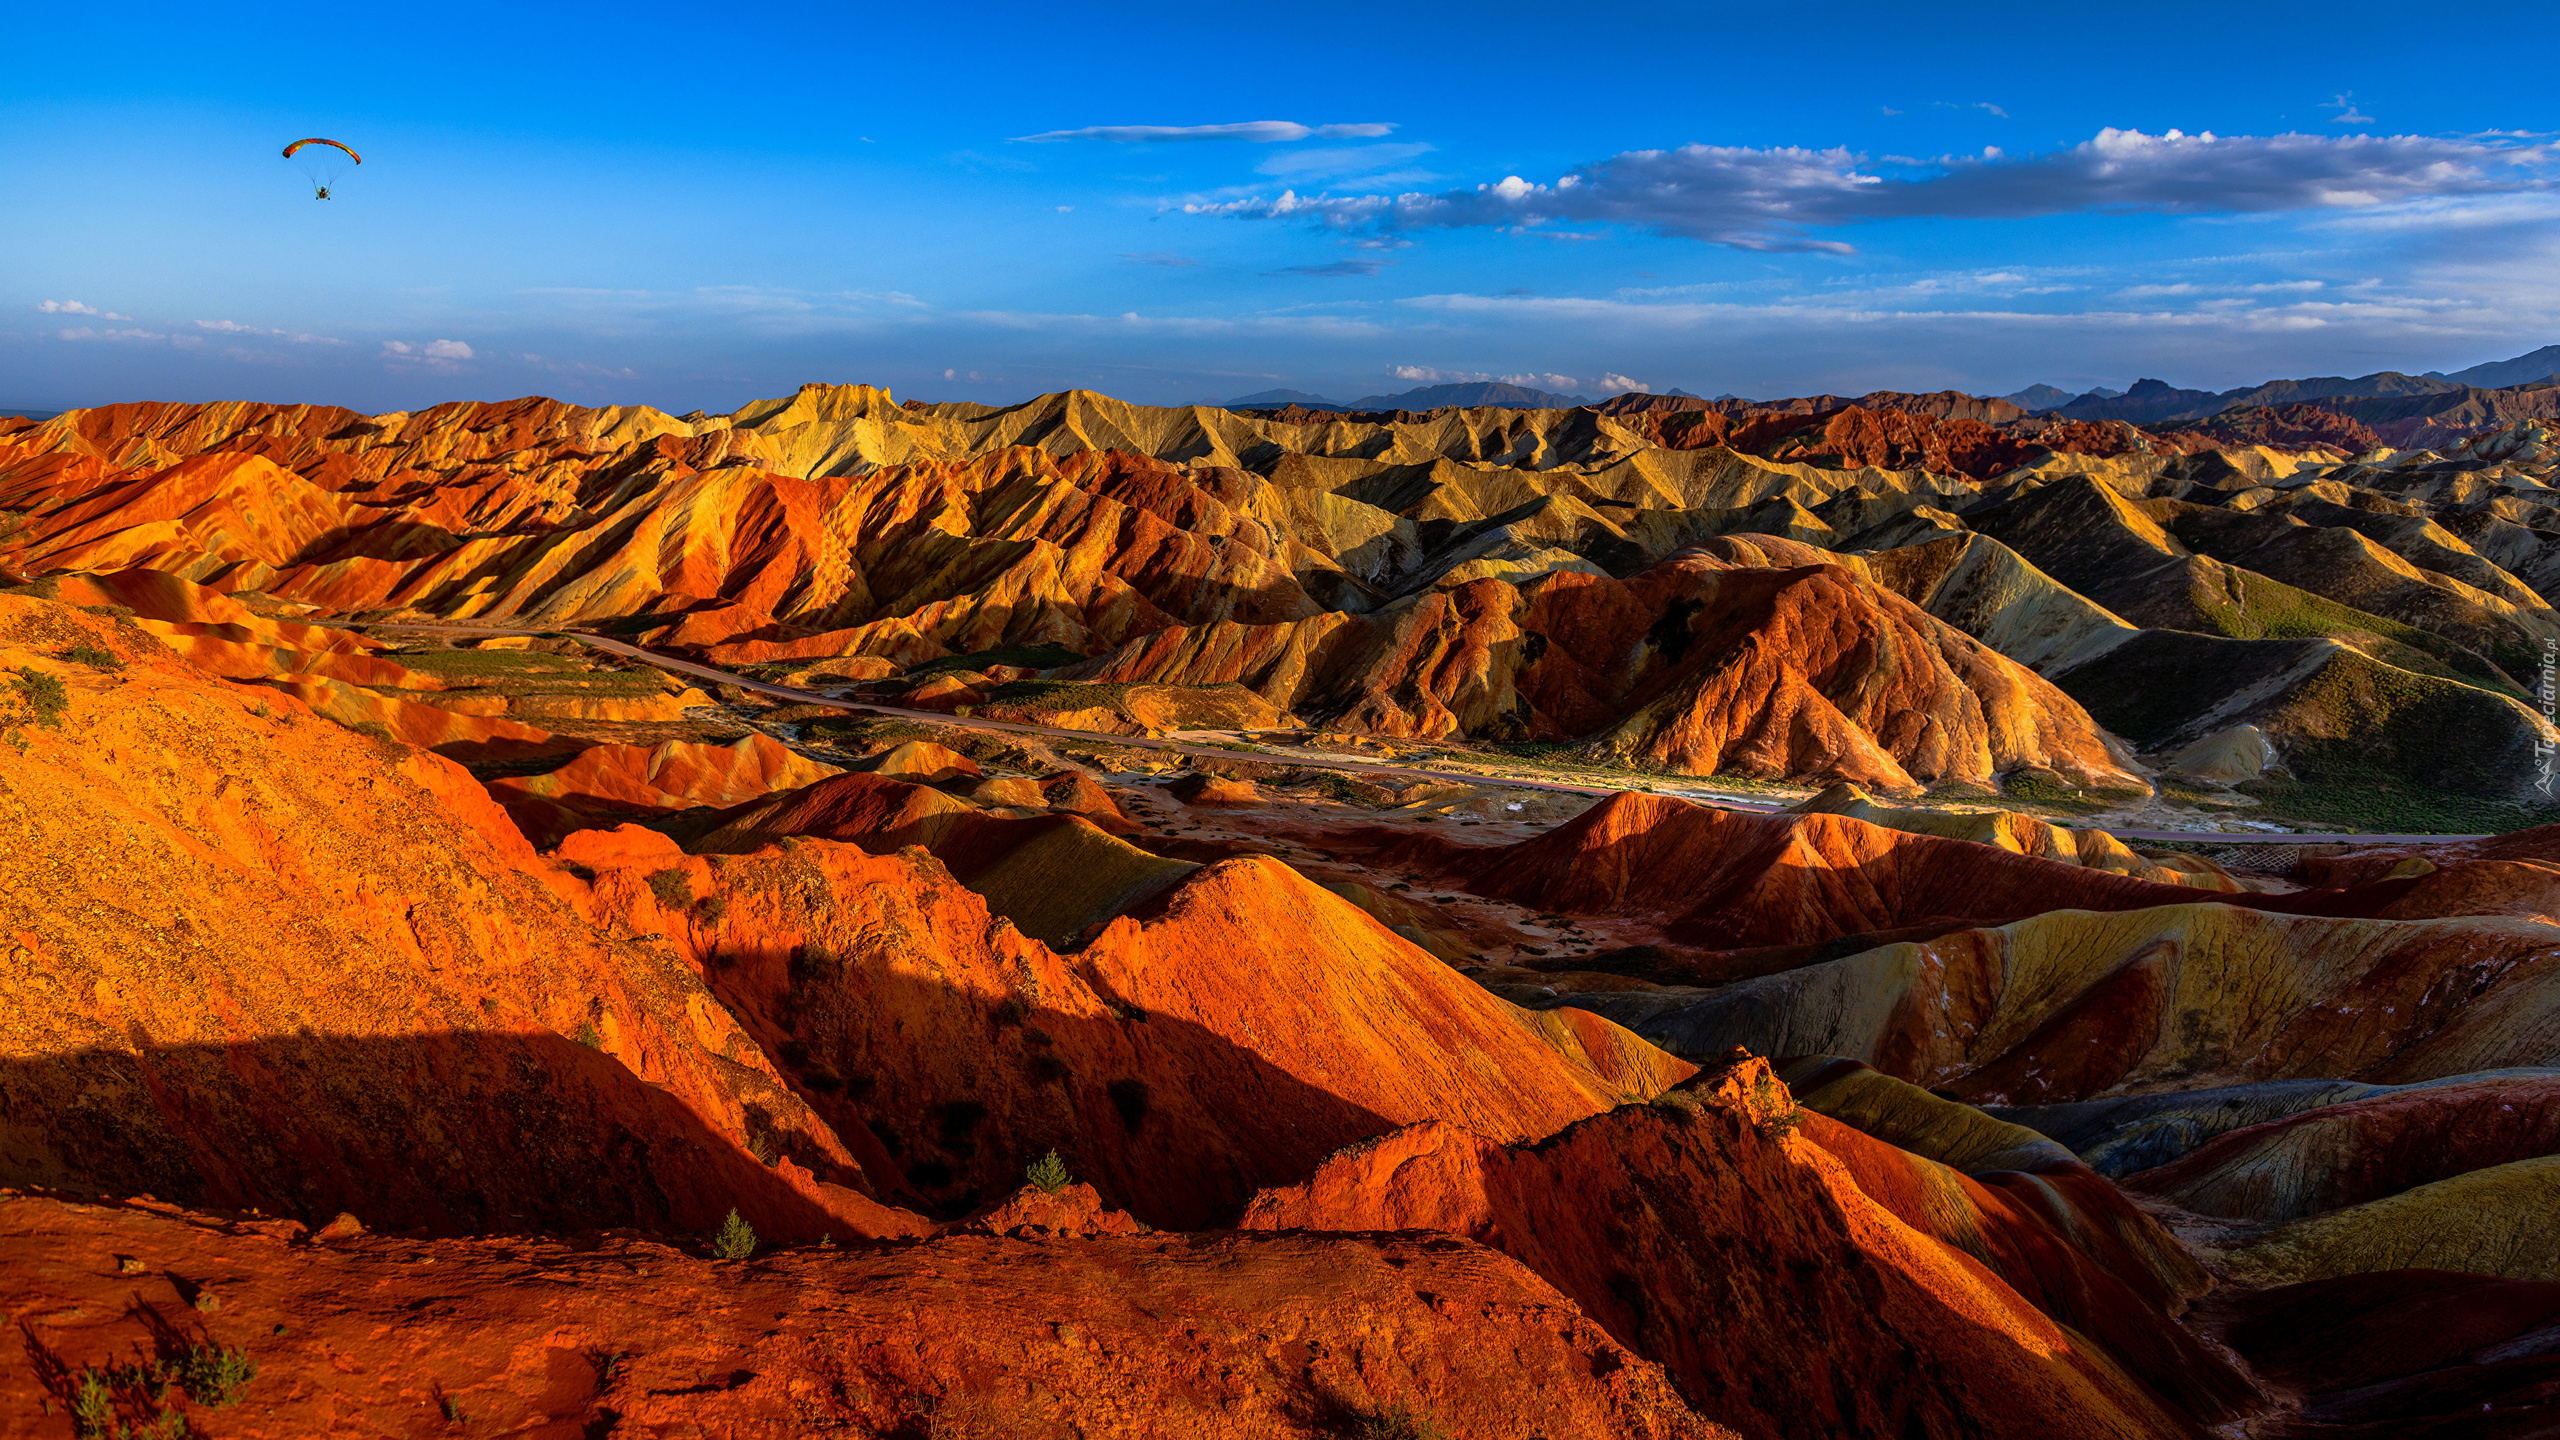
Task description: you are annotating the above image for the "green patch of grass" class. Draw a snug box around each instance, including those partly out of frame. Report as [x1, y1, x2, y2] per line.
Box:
[1997, 772, 2126, 817]
[644, 868, 692, 910]
[2187, 567, 2523, 695]
[800, 714, 939, 749]
[61, 643, 123, 670]
[388, 647, 588, 677]
[2239, 754, 2559, 836]
[977, 679, 1135, 715]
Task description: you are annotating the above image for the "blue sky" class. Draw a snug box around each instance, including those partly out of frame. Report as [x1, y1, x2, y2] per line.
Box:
[4, 0, 2557, 413]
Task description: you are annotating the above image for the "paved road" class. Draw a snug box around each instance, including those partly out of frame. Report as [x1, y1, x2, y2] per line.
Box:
[376, 624, 2487, 846]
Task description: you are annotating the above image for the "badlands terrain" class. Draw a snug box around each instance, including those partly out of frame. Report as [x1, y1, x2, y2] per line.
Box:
[5, 373, 2560, 1436]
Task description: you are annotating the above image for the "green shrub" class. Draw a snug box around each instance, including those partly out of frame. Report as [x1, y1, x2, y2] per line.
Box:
[11, 666, 67, 725]
[711, 1207, 757, 1260]
[177, 1340, 257, 1406]
[71, 1370, 114, 1439]
[62, 643, 122, 670]
[1025, 1149, 1070, 1194]
[644, 868, 691, 910]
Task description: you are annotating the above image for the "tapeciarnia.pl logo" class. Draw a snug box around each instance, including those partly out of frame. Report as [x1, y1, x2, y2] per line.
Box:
[2539, 638, 2558, 796]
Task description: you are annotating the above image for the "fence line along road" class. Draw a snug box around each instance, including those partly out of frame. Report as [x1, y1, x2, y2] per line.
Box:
[374, 624, 2490, 848]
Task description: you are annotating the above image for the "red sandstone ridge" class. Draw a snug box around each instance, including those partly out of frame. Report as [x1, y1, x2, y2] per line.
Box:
[1243, 1056, 2220, 1439]
[4, 1194, 1729, 1440]
[1398, 791, 2212, 949]
[567, 823, 1690, 1228]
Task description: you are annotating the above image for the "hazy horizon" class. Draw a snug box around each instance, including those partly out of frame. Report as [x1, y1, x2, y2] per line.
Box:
[7, 0, 2557, 415]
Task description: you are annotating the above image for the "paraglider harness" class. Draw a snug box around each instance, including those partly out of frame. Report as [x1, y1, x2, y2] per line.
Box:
[314, 186, 331, 200]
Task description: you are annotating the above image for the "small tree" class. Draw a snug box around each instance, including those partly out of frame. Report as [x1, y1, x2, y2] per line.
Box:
[1025, 1149, 1070, 1194]
[11, 666, 67, 726]
[711, 1207, 757, 1260]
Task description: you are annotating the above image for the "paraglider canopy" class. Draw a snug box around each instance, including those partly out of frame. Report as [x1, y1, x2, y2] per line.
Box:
[282, 138, 360, 199]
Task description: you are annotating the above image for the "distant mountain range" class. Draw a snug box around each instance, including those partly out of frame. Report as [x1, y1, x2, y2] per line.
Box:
[1229, 348, 2557, 422]
[1228, 381, 1699, 412]
[0, 404, 63, 421]
[1985, 345, 2560, 422]
[1993, 384, 2120, 410]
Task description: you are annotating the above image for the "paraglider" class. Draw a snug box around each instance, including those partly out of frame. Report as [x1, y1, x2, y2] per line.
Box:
[281, 138, 360, 199]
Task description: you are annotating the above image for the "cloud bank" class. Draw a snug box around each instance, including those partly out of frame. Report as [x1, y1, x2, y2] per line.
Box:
[1191, 128, 2557, 252]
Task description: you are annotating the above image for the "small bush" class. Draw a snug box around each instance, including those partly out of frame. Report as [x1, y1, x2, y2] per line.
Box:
[1025, 1149, 1070, 1194]
[62, 643, 122, 670]
[692, 893, 728, 926]
[644, 868, 691, 910]
[12, 666, 68, 725]
[441, 1394, 467, 1422]
[71, 1370, 113, 1439]
[572, 1020, 603, 1050]
[177, 1340, 257, 1407]
[711, 1207, 757, 1260]
[746, 1131, 777, 1166]
[786, 943, 831, 986]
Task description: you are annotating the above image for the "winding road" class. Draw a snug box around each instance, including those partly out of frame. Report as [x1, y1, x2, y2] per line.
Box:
[377, 624, 2487, 847]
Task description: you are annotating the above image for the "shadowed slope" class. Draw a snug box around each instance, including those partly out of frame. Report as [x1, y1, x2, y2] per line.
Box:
[1242, 1057, 2219, 1440]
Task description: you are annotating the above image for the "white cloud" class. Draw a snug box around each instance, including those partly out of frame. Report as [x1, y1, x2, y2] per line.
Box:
[37, 300, 132, 319]
[1386, 366, 1587, 392]
[1196, 127, 2557, 253]
[1014, 120, 1395, 144]
[57, 326, 164, 342]
[1591, 372, 1649, 395]
[195, 319, 343, 345]
[2322, 93, 2376, 126]
[382, 338, 475, 371]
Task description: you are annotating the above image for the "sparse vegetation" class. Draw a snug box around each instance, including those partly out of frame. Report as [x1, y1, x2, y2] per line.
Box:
[441, 1394, 467, 1422]
[12, 665, 68, 725]
[572, 1020, 604, 1050]
[644, 867, 692, 910]
[177, 1340, 257, 1407]
[747, 1131, 777, 1165]
[588, 1349, 630, 1387]
[1025, 1149, 1070, 1194]
[711, 1207, 757, 1260]
[71, 1370, 114, 1439]
[62, 642, 122, 669]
